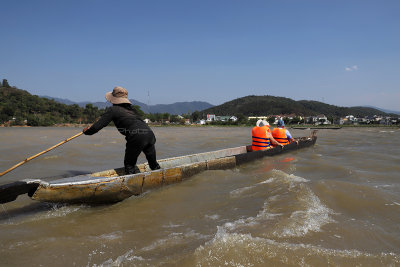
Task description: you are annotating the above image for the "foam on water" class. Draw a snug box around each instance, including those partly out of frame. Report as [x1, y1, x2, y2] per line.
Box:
[140, 230, 208, 252]
[94, 230, 211, 266]
[194, 227, 400, 266]
[257, 177, 275, 184]
[94, 231, 123, 241]
[38, 204, 83, 219]
[95, 249, 146, 267]
[162, 222, 184, 228]
[229, 185, 256, 198]
[8, 236, 58, 250]
[269, 169, 309, 183]
[272, 185, 335, 237]
[222, 170, 333, 238]
[385, 202, 400, 206]
[268, 171, 334, 237]
[229, 172, 308, 199]
[205, 214, 220, 220]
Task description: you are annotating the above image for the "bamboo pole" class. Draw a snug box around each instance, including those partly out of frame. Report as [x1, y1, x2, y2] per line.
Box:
[0, 132, 84, 177]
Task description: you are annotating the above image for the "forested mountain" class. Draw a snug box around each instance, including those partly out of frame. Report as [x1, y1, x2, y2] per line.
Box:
[0, 85, 105, 126]
[202, 95, 392, 117]
[148, 101, 213, 114]
[43, 96, 214, 115]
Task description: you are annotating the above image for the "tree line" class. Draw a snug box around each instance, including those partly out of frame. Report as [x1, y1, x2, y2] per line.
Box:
[0, 82, 105, 126]
[0, 81, 194, 126]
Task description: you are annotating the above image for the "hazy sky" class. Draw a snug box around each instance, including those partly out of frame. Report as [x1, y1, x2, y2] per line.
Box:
[2, 0, 399, 110]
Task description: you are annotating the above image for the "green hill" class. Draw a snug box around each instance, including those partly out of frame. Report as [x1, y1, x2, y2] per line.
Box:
[0, 85, 103, 126]
[202, 95, 391, 118]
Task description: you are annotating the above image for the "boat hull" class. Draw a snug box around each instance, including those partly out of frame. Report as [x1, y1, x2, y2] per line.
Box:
[30, 135, 317, 204]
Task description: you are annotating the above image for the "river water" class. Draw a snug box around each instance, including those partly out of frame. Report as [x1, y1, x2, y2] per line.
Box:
[0, 126, 399, 266]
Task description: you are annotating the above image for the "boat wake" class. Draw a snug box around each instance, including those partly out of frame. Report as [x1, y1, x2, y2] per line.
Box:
[82, 165, 400, 266]
[94, 230, 210, 266]
[91, 169, 340, 266]
[194, 228, 400, 266]
[192, 169, 399, 266]
[225, 169, 334, 238]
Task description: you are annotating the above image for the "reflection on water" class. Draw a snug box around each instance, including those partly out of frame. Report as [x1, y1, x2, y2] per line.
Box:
[1, 127, 400, 266]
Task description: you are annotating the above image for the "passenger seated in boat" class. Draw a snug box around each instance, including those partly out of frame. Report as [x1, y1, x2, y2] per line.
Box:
[83, 86, 161, 174]
[252, 120, 282, 151]
[272, 119, 298, 145]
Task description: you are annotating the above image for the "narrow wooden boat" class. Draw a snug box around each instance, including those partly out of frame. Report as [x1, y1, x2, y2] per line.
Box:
[0, 132, 317, 204]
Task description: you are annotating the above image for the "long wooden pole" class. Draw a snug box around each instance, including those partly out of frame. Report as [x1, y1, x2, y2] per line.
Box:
[0, 132, 84, 177]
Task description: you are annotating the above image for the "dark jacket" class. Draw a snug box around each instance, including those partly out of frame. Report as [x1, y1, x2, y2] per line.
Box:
[83, 104, 152, 139]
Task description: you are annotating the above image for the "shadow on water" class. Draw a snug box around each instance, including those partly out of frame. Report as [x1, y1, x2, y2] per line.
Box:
[0, 201, 114, 223]
[0, 202, 56, 222]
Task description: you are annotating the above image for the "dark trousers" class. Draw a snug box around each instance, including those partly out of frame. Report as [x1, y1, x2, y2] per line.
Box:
[124, 132, 160, 174]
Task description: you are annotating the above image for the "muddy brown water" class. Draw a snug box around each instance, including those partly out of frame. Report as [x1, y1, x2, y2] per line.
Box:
[1, 126, 399, 266]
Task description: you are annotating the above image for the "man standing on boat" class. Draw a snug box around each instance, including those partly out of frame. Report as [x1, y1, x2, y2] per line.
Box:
[252, 120, 283, 151]
[83, 86, 161, 174]
[272, 119, 297, 145]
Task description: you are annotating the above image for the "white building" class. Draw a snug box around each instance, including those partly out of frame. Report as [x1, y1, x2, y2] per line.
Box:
[315, 114, 331, 125]
[207, 114, 216, 121]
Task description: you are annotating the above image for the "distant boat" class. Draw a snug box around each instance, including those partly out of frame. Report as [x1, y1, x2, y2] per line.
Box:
[0, 132, 317, 205]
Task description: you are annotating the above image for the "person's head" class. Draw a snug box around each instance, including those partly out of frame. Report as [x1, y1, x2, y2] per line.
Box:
[277, 119, 285, 127]
[105, 86, 132, 105]
[256, 119, 270, 127]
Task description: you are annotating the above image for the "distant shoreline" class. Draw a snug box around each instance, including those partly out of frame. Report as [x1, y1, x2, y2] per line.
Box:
[1, 124, 398, 129]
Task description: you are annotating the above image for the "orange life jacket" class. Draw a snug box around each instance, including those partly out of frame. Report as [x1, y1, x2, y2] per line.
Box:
[272, 127, 289, 145]
[252, 126, 271, 151]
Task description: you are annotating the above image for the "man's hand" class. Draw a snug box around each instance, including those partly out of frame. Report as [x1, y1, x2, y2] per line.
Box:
[290, 138, 299, 145]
